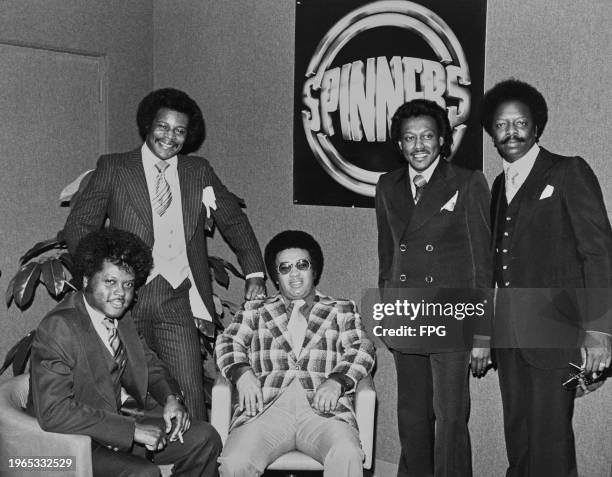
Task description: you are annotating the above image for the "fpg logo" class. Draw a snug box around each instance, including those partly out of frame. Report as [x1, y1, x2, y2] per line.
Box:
[301, 0, 471, 197]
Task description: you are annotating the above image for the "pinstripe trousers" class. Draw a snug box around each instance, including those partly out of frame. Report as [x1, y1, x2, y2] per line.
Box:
[131, 275, 207, 420]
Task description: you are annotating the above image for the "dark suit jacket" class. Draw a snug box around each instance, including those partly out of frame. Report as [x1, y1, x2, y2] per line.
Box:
[63, 149, 265, 323]
[491, 148, 612, 367]
[375, 160, 493, 350]
[27, 292, 181, 451]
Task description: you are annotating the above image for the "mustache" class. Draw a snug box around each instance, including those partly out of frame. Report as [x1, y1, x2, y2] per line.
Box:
[501, 135, 525, 144]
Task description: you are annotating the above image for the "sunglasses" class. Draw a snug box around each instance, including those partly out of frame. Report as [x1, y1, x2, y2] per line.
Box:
[277, 259, 312, 275]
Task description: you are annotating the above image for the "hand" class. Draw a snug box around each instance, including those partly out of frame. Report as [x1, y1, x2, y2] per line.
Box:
[134, 422, 167, 451]
[470, 347, 492, 377]
[581, 331, 612, 378]
[313, 378, 342, 413]
[236, 369, 264, 417]
[245, 277, 266, 300]
[163, 395, 191, 443]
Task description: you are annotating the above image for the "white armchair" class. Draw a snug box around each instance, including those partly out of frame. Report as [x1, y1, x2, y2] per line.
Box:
[210, 374, 376, 475]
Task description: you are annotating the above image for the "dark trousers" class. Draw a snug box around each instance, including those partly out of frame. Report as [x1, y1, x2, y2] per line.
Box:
[496, 348, 577, 477]
[132, 275, 207, 420]
[91, 417, 221, 477]
[393, 350, 472, 477]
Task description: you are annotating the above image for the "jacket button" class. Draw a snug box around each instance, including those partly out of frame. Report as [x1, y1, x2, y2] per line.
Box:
[425, 244, 434, 252]
[505, 281, 510, 286]
[399, 274, 407, 282]
[425, 276, 434, 284]
[399, 244, 407, 252]
[503, 265, 508, 270]
[506, 217, 511, 221]
[294, 364, 301, 370]
[502, 249, 508, 253]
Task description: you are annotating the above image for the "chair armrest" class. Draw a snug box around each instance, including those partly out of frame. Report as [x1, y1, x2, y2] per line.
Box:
[0, 397, 92, 476]
[210, 374, 232, 445]
[354, 375, 376, 469]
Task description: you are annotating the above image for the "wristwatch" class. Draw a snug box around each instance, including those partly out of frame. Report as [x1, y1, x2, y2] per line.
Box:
[168, 392, 185, 406]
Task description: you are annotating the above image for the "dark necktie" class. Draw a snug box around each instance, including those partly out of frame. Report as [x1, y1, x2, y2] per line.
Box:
[413, 174, 427, 204]
[153, 161, 172, 216]
[102, 317, 127, 371]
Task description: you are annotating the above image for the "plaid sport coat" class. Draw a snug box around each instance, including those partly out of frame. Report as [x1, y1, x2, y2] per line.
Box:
[215, 292, 375, 430]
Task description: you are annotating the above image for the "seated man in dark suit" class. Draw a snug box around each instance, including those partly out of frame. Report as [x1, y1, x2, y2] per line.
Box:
[27, 228, 221, 477]
[215, 230, 376, 477]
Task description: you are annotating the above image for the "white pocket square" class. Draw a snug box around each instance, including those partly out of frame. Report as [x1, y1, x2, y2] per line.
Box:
[440, 191, 458, 212]
[202, 186, 217, 218]
[539, 185, 554, 199]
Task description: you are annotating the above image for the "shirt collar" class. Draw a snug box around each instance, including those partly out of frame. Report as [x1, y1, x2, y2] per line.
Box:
[408, 156, 440, 184]
[502, 143, 540, 176]
[282, 290, 318, 314]
[141, 142, 177, 169]
[82, 294, 113, 327]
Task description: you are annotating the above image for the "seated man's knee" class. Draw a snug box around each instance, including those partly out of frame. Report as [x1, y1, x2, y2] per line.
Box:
[218, 453, 263, 477]
[325, 440, 364, 467]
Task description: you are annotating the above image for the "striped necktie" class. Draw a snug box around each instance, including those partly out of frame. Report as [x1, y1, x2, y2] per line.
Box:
[102, 317, 127, 371]
[413, 174, 427, 204]
[153, 161, 172, 216]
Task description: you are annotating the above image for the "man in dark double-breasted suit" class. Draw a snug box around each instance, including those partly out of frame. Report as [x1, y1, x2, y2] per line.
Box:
[482, 79, 612, 477]
[64, 88, 266, 419]
[376, 99, 492, 477]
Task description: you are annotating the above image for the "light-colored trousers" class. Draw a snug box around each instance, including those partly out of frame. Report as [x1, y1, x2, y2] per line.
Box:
[218, 379, 363, 477]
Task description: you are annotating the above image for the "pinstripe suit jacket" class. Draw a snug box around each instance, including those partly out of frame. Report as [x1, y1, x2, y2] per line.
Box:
[63, 148, 265, 323]
[215, 293, 376, 430]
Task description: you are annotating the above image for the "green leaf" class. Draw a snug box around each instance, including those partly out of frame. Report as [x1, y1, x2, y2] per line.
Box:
[5, 276, 16, 307]
[12, 331, 36, 375]
[40, 258, 67, 297]
[209, 257, 230, 288]
[0, 330, 35, 376]
[19, 238, 61, 265]
[209, 256, 244, 281]
[13, 262, 42, 308]
[58, 252, 74, 272]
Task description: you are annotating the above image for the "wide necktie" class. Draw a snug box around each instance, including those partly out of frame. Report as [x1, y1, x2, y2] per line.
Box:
[505, 168, 520, 203]
[153, 161, 172, 216]
[287, 299, 307, 354]
[102, 317, 127, 371]
[413, 174, 427, 204]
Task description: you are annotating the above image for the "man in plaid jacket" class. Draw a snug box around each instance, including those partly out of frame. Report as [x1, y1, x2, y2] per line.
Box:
[215, 230, 375, 477]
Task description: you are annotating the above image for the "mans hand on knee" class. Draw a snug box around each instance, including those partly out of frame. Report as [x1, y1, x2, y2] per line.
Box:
[313, 378, 342, 413]
[236, 369, 264, 416]
[134, 422, 167, 451]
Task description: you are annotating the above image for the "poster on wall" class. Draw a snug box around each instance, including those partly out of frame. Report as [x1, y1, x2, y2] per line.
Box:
[293, 0, 487, 207]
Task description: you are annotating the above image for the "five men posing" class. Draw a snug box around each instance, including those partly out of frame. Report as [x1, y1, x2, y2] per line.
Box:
[26, 81, 612, 477]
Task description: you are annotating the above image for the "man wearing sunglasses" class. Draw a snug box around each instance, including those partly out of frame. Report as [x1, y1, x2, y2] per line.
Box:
[215, 230, 376, 477]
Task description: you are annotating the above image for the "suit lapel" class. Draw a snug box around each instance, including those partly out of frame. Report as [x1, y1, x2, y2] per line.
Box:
[260, 298, 297, 362]
[177, 156, 201, 242]
[117, 315, 147, 404]
[510, 149, 555, 242]
[72, 294, 118, 410]
[406, 160, 457, 235]
[388, 166, 416, 224]
[120, 150, 154, 245]
[299, 298, 335, 360]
